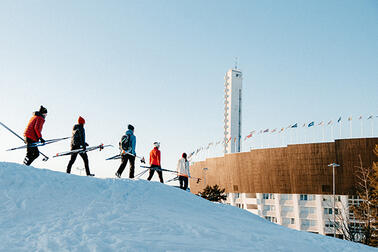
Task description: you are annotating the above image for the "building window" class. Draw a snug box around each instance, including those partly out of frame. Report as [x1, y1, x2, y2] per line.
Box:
[282, 206, 294, 212]
[265, 216, 277, 223]
[302, 219, 317, 227]
[301, 207, 316, 215]
[263, 205, 275, 211]
[281, 194, 292, 200]
[324, 208, 339, 215]
[300, 194, 315, 201]
[283, 218, 295, 225]
[263, 193, 275, 200]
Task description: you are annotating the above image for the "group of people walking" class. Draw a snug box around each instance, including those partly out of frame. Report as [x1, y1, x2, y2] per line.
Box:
[23, 106, 191, 190]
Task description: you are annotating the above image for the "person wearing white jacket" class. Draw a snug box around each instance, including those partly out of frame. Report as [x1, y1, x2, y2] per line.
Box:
[176, 153, 190, 190]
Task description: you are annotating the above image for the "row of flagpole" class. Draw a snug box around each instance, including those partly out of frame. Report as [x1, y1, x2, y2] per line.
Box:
[188, 115, 377, 162]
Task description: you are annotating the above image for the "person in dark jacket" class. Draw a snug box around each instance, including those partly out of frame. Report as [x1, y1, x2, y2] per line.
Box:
[147, 142, 163, 183]
[115, 124, 137, 178]
[23, 105, 47, 166]
[66, 116, 94, 176]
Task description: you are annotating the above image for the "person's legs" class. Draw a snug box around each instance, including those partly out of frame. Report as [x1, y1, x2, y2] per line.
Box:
[128, 155, 136, 178]
[157, 170, 164, 183]
[79, 152, 91, 175]
[183, 176, 188, 190]
[24, 138, 39, 166]
[147, 169, 155, 181]
[179, 176, 184, 189]
[66, 153, 78, 173]
[116, 155, 129, 176]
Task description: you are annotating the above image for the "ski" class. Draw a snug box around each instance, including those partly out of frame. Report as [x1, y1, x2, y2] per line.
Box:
[0, 121, 50, 161]
[140, 165, 178, 174]
[106, 152, 145, 163]
[6, 137, 70, 151]
[53, 144, 112, 158]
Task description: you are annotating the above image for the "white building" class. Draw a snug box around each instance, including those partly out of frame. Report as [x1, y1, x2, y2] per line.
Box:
[224, 68, 243, 154]
[226, 193, 362, 238]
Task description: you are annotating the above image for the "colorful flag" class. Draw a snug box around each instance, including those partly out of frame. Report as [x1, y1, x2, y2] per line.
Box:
[291, 123, 298, 128]
[234, 137, 237, 143]
[271, 128, 277, 133]
[348, 116, 352, 121]
[279, 128, 284, 133]
[308, 122, 314, 127]
[327, 120, 333, 125]
[226, 136, 232, 143]
[367, 115, 373, 120]
[302, 123, 306, 127]
[263, 128, 269, 133]
[318, 121, 324, 126]
[337, 117, 342, 123]
[359, 115, 363, 120]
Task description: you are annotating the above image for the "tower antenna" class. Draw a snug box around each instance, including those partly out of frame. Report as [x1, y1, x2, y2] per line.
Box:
[234, 57, 238, 70]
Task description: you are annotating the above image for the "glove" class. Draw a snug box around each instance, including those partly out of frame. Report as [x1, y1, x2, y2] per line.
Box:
[141, 157, 146, 164]
[85, 143, 89, 146]
[39, 138, 45, 144]
[82, 145, 86, 151]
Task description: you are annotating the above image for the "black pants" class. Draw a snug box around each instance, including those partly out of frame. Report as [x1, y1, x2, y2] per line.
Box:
[116, 154, 135, 178]
[67, 152, 91, 175]
[24, 138, 39, 166]
[147, 165, 164, 183]
[179, 176, 188, 190]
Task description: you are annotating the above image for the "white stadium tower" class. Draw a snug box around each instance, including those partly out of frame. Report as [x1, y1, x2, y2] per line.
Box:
[224, 67, 243, 154]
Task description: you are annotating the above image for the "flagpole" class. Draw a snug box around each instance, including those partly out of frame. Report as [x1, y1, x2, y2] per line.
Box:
[349, 119, 352, 138]
[339, 122, 342, 139]
[331, 125, 334, 141]
[322, 125, 325, 142]
[360, 119, 363, 137]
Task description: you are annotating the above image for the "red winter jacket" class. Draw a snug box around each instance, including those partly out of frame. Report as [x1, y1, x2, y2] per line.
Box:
[24, 112, 45, 142]
[149, 147, 161, 166]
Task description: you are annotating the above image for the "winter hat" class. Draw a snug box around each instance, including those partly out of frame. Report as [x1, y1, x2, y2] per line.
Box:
[153, 142, 160, 148]
[182, 153, 187, 158]
[128, 124, 134, 131]
[39, 106, 47, 114]
[78, 116, 85, 125]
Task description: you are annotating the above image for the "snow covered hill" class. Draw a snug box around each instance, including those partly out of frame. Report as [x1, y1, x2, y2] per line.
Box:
[0, 162, 375, 252]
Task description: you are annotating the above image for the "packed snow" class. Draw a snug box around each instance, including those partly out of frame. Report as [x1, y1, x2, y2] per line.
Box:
[0, 162, 375, 251]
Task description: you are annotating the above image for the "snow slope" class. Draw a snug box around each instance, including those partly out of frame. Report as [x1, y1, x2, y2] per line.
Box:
[0, 162, 375, 252]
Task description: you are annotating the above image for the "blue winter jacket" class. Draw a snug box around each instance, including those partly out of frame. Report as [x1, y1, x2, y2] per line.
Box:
[126, 129, 136, 155]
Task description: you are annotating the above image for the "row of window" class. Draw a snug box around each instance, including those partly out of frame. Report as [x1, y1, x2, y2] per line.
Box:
[324, 208, 339, 215]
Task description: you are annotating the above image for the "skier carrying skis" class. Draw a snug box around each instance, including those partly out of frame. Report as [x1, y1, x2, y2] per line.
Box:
[176, 153, 190, 190]
[66, 116, 94, 176]
[115, 124, 136, 178]
[147, 142, 164, 183]
[23, 105, 48, 166]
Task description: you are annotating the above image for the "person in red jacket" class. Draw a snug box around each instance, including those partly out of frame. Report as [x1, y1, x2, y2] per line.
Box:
[23, 106, 47, 166]
[147, 142, 164, 183]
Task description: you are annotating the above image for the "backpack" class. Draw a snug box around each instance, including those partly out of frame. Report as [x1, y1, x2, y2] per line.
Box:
[119, 132, 132, 152]
[72, 125, 84, 147]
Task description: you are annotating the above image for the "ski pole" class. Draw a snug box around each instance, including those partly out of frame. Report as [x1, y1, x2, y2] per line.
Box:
[0, 121, 49, 161]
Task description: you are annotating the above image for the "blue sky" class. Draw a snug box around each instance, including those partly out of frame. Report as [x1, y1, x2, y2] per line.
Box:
[0, 0, 377, 180]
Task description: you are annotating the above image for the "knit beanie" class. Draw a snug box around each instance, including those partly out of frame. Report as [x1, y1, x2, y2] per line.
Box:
[39, 106, 48, 114]
[78, 116, 85, 125]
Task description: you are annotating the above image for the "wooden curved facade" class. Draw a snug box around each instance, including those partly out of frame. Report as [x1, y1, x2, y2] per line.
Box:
[190, 138, 378, 195]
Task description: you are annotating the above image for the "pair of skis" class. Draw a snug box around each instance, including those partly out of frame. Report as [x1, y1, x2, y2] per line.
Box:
[53, 144, 113, 158]
[0, 121, 68, 161]
[140, 165, 202, 183]
[106, 151, 146, 163]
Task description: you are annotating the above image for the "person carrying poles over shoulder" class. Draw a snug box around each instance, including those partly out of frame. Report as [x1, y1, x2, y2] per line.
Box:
[176, 152, 190, 190]
[115, 124, 136, 178]
[147, 142, 164, 183]
[23, 105, 47, 166]
[66, 116, 94, 176]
